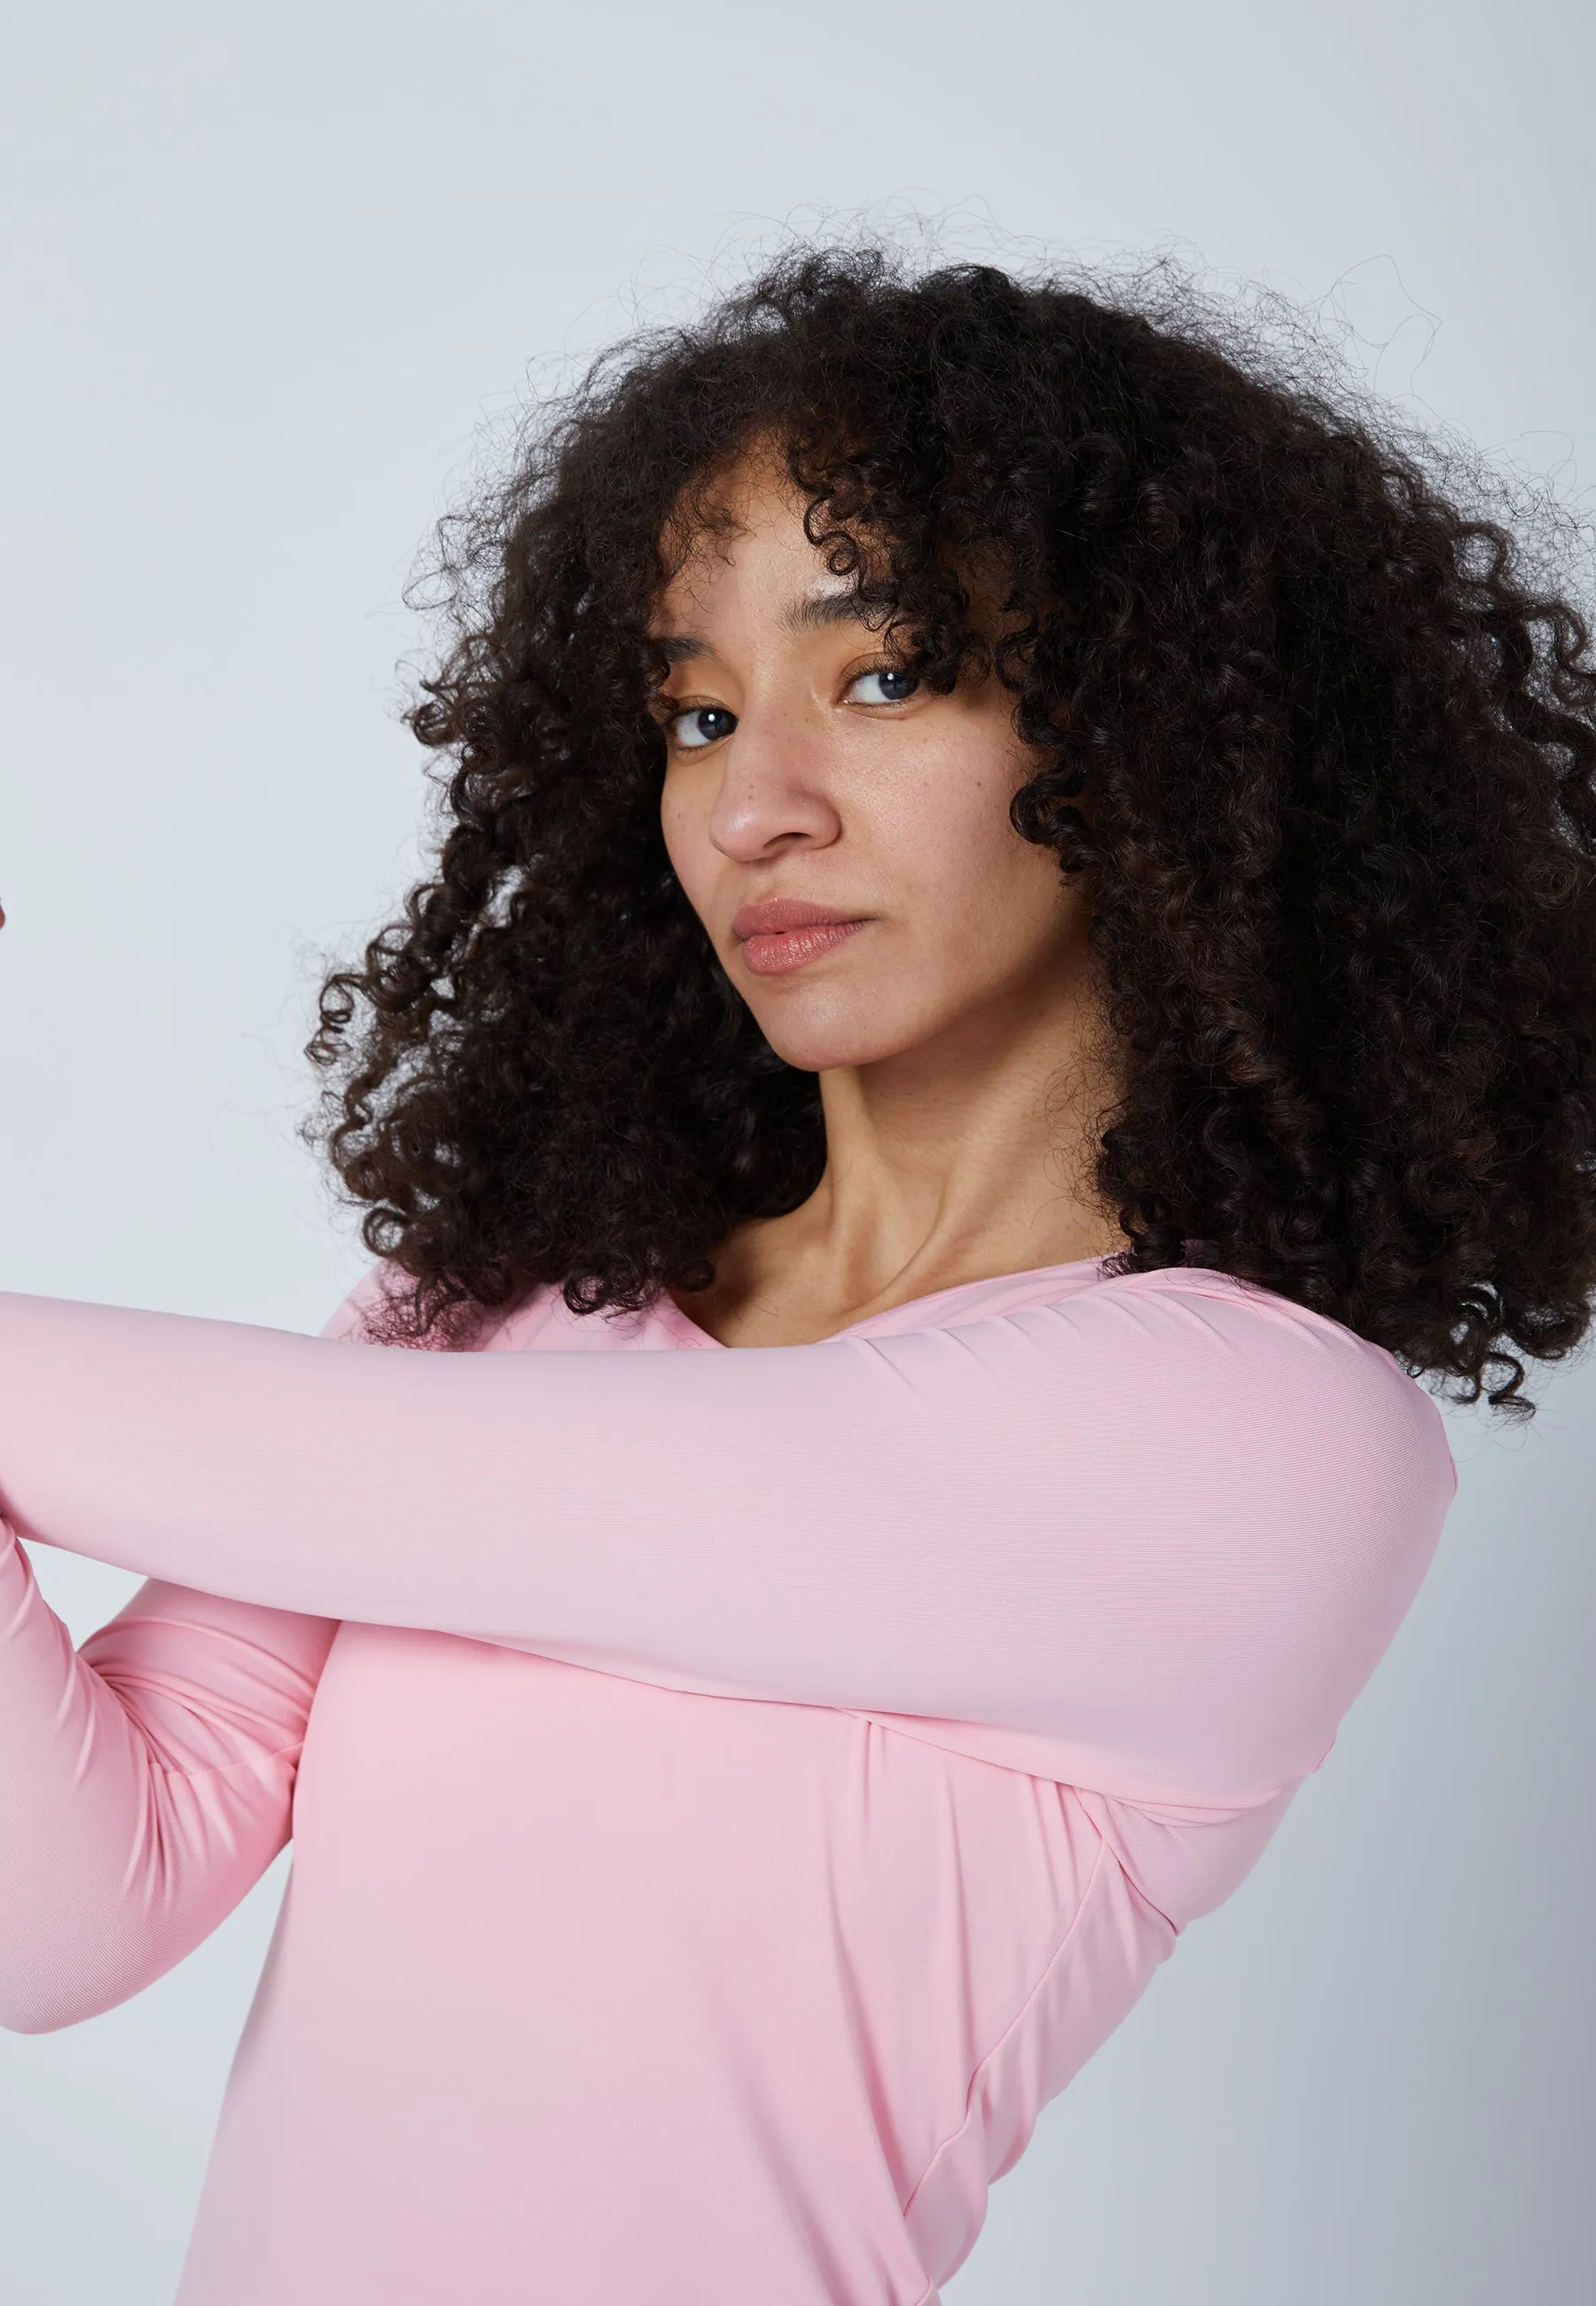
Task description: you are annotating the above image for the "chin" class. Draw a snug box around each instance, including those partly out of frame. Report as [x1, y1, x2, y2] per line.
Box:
[750, 1000, 921, 1076]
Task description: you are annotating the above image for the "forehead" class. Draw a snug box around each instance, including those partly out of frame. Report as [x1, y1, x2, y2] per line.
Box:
[654, 459, 812, 588]
[650, 469, 884, 655]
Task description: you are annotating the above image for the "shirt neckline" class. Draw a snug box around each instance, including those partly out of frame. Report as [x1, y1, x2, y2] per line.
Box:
[653, 1252, 1115, 1352]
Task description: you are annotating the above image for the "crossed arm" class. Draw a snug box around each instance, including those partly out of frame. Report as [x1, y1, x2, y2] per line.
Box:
[0, 1271, 1454, 1820]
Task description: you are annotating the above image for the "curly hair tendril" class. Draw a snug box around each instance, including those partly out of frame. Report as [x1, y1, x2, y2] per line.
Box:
[306, 241, 1596, 1416]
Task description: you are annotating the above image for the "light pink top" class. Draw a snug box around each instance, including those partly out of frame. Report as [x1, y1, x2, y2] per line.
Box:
[0, 1259, 1456, 2304]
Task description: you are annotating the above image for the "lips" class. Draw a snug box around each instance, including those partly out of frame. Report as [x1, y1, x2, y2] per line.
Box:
[731, 898, 867, 940]
[729, 897, 872, 978]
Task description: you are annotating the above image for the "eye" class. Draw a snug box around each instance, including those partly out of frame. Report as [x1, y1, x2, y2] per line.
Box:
[846, 666, 921, 707]
[668, 704, 738, 750]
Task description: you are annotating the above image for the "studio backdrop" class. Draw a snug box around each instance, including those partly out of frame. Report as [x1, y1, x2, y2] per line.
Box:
[2, 3, 1592, 2301]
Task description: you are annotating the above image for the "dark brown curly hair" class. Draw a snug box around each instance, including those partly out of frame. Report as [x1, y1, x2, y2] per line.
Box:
[308, 241, 1596, 1416]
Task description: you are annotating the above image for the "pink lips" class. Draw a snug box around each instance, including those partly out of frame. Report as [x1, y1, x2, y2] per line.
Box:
[731, 898, 870, 977]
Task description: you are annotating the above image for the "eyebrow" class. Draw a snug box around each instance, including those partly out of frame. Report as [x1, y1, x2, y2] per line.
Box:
[652, 587, 886, 664]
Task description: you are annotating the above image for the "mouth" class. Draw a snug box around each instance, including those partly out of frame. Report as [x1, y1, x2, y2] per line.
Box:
[731, 898, 871, 979]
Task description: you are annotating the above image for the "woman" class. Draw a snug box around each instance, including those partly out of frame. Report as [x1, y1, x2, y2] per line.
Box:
[1, 246, 1592, 2304]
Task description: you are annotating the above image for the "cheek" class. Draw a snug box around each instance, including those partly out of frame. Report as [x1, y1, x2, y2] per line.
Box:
[887, 732, 1026, 908]
[882, 732, 1065, 967]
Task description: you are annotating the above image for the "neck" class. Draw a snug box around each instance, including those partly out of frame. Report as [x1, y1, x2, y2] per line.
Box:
[682, 976, 1123, 1344]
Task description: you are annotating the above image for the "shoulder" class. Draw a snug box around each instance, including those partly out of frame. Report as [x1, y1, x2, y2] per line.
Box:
[1026, 1262, 1446, 1439]
[317, 1265, 565, 1350]
[317, 1266, 392, 1343]
[1058, 1260, 1457, 1630]
[1097, 1263, 1454, 1477]
[1020, 1265, 1458, 1785]
[962, 1261, 1459, 1619]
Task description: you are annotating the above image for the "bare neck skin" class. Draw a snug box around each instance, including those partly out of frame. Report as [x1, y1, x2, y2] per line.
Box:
[652, 450, 1123, 1349]
[682, 970, 1120, 1349]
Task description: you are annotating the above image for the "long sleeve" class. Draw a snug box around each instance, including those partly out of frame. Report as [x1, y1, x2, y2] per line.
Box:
[0, 1531, 335, 2032]
[0, 1297, 352, 2034]
[0, 1271, 1456, 1809]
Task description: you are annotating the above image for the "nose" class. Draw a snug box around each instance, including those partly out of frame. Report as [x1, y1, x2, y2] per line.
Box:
[703, 703, 842, 862]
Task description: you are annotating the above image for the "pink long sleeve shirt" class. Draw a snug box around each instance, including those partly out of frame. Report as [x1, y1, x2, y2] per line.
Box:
[0, 1256, 1456, 2303]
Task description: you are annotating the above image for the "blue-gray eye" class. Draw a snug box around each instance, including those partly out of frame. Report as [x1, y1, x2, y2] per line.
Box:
[847, 668, 920, 705]
[669, 705, 737, 749]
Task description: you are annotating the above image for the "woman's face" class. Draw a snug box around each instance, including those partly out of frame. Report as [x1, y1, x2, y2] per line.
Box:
[653, 455, 1093, 1077]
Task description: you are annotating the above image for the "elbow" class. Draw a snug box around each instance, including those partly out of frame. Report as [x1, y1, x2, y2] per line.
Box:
[0, 1934, 146, 2035]
[0, 1980, 121, 2035]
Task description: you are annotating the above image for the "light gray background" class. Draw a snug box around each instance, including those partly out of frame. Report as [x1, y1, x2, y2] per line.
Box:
[1, 3, 1592, 2300]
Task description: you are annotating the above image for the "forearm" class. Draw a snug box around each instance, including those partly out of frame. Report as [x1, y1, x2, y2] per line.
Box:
[0, 1281, 1455, 1808]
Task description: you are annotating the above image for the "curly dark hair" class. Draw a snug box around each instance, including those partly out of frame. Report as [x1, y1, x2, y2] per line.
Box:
[308, 240, 1596, 1416]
